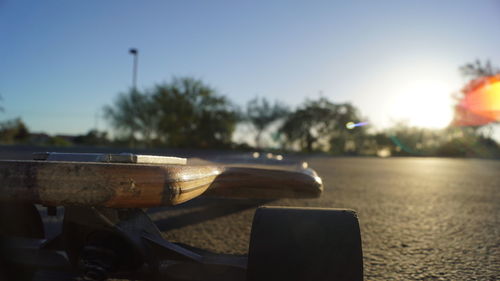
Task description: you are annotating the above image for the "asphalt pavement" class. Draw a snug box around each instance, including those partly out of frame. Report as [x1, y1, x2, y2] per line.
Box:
[158, 157, 500, 280]
[1, 147, 498, 280]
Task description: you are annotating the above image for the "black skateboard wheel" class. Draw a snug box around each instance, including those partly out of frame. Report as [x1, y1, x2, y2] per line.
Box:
[247, 206, 363, 281]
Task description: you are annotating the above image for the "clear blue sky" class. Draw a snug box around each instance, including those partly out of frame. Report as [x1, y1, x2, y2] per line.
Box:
[1, 0, 499, 135]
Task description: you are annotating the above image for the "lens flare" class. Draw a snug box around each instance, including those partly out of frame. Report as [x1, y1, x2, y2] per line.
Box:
[453, 74, 500, 126]
[390, 135, 419, 154]
[346, 122, 368, 130]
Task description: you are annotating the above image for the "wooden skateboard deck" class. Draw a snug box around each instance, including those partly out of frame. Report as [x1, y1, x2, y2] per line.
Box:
[0, 157, 323, 208]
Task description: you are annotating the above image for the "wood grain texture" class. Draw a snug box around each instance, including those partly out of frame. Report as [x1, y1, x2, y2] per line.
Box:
[0, 160, 322, 208]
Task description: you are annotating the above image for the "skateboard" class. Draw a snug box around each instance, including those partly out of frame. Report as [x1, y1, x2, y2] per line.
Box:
[0, 152, 363, 281]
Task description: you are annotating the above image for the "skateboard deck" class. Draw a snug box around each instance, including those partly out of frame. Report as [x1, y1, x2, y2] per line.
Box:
[0, 154, 323, 208]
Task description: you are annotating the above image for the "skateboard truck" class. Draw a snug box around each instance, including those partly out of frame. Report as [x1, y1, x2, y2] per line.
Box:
[0, 152, 363, 281]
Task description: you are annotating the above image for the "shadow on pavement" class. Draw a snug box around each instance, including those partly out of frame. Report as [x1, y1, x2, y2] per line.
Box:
[148, 197, 274, 232]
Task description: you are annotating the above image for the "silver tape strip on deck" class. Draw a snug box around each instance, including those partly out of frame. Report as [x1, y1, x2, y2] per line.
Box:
[32, 152, 187, 165]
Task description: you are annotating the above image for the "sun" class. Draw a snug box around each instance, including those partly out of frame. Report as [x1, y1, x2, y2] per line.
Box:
[391, 80, 454, 128]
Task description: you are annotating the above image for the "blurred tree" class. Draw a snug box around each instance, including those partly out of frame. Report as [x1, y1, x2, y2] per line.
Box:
[153, 77, 238, 148]
[329, 103, 368, 155]
[103, 89, 158, 147]
[0, 118, 29, 144]
[436, 131, 499, 158]
[459, 59, 499, 80]
[245, 97, 289, 148]
[104, 77, 238, 148]
[382, 121, 430, 155]
[280, 97, 366, 153]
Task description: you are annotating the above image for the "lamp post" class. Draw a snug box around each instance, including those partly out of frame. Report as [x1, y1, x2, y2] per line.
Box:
[129, 48, 138, 92]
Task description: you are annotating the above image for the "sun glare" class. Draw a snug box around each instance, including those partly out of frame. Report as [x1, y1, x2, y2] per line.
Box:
[391, 80, 454, 128]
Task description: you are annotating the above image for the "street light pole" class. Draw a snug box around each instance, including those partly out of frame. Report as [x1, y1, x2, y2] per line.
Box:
[129, 48, 138, 92]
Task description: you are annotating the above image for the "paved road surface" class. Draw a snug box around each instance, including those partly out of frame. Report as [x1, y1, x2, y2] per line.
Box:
[158, 157, 500, 280]
[1, 148, 498, 280]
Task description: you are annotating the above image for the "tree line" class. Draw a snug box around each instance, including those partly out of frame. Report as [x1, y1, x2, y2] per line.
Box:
[0, 61, 498, 158]
[102, 77, 374, 154]
[100, 72, 498, 157]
